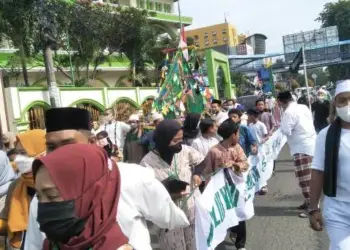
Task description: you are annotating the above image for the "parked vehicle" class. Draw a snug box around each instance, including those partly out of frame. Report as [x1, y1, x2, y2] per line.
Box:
[236, 95, 260, 111]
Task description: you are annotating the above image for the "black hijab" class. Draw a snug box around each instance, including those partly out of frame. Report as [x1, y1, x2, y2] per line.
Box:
[183, 113, 201, 140]
[153, 119, 183, 165]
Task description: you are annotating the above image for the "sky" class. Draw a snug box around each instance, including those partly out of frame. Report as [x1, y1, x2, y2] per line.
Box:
[179, 0, 337, 53]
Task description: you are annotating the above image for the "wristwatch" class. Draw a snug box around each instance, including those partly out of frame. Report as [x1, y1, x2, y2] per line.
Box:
[308, 208, 321, 216]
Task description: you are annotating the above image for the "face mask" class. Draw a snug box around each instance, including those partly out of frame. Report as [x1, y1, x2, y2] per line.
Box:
[103, 145, 113, 158]
[14, 155, 34, 175]
[336, 105, 350, 123]
[37, 200, 85, 243]
[169, 142, 182, 154]
[227, 105, 234, 110]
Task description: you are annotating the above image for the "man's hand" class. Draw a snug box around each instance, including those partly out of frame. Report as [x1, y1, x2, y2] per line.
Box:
[192, 175, 202, 187]
[309, 210, 323, 231]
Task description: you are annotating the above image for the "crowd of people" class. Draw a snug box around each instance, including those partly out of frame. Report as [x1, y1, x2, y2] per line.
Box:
[0, 80, 348, 250]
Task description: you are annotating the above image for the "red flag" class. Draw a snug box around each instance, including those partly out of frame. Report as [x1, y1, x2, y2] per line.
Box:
[178, 27, 189, 61]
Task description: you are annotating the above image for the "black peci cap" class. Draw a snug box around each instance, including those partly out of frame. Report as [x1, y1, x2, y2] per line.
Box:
[45, 107, 91, 132]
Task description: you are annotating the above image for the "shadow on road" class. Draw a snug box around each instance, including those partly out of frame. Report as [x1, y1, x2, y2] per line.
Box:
[254, 206, 303, 217]
[273, 169, 295, 173]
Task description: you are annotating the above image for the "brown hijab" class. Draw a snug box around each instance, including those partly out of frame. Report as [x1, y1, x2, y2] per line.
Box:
[33, 144, 128, 250]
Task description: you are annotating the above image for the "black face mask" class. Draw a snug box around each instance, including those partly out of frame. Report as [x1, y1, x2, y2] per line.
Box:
[169, 142, 182, 153]
[103, 145, 112, 158]
[37, 200, 86, 243]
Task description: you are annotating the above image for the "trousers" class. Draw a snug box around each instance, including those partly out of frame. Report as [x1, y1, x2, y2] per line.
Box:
[230, 221, 246, 249]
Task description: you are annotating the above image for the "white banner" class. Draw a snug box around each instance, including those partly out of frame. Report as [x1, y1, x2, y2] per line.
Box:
[195, 129, 287, 250]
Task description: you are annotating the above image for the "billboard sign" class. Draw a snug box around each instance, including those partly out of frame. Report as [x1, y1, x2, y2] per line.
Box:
[283, 26, 341, 66]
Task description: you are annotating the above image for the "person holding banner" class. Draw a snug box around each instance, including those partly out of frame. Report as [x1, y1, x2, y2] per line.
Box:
[309, 80, 350, 250]
[140, 119, 204, 250]
[198, 119, 249, 250]
[278, 91, 316, 218]
[229, 109, 258, 157]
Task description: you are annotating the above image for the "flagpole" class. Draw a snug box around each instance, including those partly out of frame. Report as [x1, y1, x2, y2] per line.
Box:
[177, 0, 183, 34]
[302, 42, 311, 109]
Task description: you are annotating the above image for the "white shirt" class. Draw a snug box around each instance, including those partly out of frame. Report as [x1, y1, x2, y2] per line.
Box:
[24, 195, 42, 250]
[191, 136, 219, 156]
[241, 113, 248, 126]
[103, 121, 131, 151]
[280, 102, 316, 156]
[311, 127, 350, 202]
[212, 111, 229, 125]
[249, 120, 268, 145]
[24, 163, 189, 250]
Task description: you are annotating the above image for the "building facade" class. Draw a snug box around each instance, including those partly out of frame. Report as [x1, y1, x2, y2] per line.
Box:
[0, 0, 192, 87]
[186, 22, 246, 55]
[0, 50, 234, 133]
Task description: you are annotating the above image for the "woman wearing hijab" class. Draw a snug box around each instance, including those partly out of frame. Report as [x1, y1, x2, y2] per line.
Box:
[310, 80, 350, 250]
[140, 119, 204, 250]
[96, 131, 119, 161]
[182, 113, 201, 146]
[33, 144, 130, 250]
[0, 129, 46, 250]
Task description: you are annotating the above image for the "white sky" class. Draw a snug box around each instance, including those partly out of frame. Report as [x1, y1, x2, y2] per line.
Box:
[179, 0, 337, 53]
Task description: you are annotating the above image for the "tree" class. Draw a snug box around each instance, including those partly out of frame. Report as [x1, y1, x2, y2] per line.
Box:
[111, 8, 157, 86]
[272, 58, 286, 70]
[318, 1, 350, 81]
[296, 68, 329, 87]
[0, 0, 38, 86]
[64, 3, 117, 84]
[230, 71, 252, 96]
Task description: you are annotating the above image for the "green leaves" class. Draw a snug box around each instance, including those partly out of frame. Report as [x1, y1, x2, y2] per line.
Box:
[317, 1, 350, 81]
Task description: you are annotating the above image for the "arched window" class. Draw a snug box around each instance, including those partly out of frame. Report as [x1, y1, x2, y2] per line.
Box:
[76, 103, 102, 122]
[28, 106, 46, 130]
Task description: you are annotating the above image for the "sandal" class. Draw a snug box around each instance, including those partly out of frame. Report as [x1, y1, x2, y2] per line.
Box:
[259, 186, 268, 195]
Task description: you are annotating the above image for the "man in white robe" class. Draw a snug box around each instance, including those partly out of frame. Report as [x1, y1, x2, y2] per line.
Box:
[24, 108, 189, 250]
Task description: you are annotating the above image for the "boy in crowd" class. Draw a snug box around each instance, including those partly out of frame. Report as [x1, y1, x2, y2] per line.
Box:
[247, 108, 269, 195]
[229, 109, 258, 157]
[192, 118, 219, 157]
[247, 109, 269, 145]
[196, 119, 248, 250]
[255, 98, 276, 134]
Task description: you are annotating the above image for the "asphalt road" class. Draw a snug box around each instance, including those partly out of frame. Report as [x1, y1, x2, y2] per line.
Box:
[216, 158, 329, 250]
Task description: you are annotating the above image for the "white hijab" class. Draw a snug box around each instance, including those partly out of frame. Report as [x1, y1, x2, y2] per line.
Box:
[0, 150, 16, 197]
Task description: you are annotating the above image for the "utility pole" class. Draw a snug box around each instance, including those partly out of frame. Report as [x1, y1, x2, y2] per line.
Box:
[302, 42, 311, 110]
[39, 0, 61, 108]
[177, 0, 183, 32]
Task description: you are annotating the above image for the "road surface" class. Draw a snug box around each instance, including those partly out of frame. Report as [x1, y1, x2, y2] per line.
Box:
[216, 155, 329, 250]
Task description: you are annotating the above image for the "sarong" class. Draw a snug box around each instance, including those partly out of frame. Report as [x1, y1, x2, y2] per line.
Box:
[293, 153, 312, 205]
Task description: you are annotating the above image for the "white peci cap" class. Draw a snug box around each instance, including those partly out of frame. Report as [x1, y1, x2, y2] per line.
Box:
[128, 114, 139, 121]
[335, 80, 350, 98]
[152, 112, 164, 122]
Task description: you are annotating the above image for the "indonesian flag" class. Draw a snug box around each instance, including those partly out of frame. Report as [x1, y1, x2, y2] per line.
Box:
[179, 27, 189, 61]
